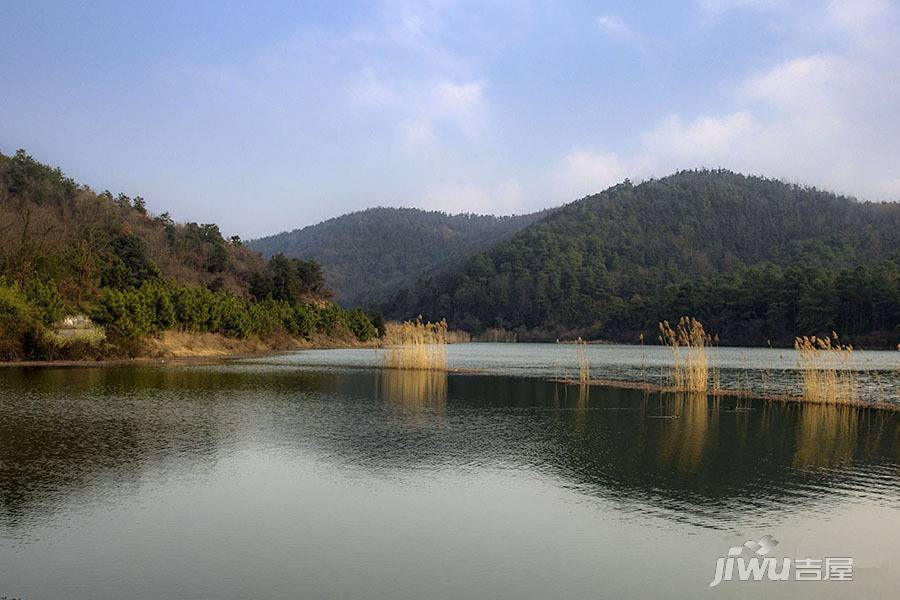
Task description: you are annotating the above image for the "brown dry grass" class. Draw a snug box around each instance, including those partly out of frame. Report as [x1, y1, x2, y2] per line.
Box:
[794, 333, 858, 404]
[658, 317, 710, 392]
[575, 337, 589, 383]
[382, 318, 448, 370]
[146, 331, 272, 358]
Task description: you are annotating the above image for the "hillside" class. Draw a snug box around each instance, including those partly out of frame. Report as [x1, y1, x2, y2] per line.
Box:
[0, 149, 378, 360]
[0, 151, 269, 297]
[248, 207, 545, 306]
[384, 170, 900, 347]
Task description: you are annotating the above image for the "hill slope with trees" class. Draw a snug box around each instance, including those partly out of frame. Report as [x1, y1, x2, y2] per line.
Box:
[384, 170, 900, 347]
[0, 149, 377, 360]
[248, 207, 545, 306]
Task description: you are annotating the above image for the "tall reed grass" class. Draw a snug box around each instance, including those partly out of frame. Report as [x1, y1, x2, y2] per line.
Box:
[658, 317, 710, 392]
[575, 337, 589, 383]
[382, 317, 448, 371]
[794, 333, 858, 404]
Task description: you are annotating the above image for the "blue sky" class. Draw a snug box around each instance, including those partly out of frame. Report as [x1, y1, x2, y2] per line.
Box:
[2, 0, 898, 237]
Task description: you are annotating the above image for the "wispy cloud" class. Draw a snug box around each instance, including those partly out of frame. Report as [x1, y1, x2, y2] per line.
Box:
[550, 151, 629, 200]
[552, 0, 900, 202]
[596, 14, 636, 39]
[423, 178, 524, 214]
[697, 0, 785, 13]
[352, 74, 487, 147]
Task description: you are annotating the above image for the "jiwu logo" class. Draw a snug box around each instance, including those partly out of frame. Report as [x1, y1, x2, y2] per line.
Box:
[709, 535, 790, 587]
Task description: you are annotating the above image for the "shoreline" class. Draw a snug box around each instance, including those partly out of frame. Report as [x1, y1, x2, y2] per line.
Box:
[4, 343, 899, 413]
[0, 333, 380, 369]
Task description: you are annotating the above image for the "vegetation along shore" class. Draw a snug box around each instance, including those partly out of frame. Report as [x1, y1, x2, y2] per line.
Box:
[0, 149, 381, 361]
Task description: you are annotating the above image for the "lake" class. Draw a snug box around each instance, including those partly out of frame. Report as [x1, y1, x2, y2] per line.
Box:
[1, 343, 899, 599]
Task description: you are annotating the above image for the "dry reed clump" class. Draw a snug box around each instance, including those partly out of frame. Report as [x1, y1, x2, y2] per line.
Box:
[445, 329, 472, 344]
[575, 337, 589, 383]
[794, 333, 858, 404]
[658, 317, 710, 392]
[382, 317, 448, 371]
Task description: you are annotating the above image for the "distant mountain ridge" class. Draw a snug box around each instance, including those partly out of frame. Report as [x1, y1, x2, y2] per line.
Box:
[381, 170, 900, 346]
[248, 207, 546, 306]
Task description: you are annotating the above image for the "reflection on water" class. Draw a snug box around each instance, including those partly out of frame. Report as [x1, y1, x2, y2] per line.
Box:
[262, 342, 900, 402]
[794, 404, 860, 469]
[1, 363, 899, 599]
[3, 366, 895, 529]
[656, 393, 715, 474]
[378, 369, 448, 413]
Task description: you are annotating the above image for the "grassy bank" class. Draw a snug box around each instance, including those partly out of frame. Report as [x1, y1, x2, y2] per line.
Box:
[0, 277, 381, 362]
[0, 329, 381, 367]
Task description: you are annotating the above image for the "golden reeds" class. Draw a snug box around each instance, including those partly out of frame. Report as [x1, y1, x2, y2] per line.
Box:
[575, 337, 589, 383]
[794, 333, 858, 404]
[639, 332, 646, 382]
[382, 317, 448, 371]
[658, 317, 710, 392]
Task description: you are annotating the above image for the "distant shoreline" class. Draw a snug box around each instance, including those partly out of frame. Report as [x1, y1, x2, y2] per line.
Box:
[5, 345, 898, 414]
[0, 332, 379, 369]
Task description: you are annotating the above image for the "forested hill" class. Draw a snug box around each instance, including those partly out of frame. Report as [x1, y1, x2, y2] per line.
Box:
[248, 207, 545, 306]
[0, 151, 270, 297]
[384, 170, 900, 347]
[0, 150, 379, 360]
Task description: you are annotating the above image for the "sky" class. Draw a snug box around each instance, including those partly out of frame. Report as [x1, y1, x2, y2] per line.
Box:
[2, 0, 898, 238]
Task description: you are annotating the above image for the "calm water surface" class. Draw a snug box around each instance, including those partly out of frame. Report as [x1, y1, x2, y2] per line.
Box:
[1, 344, 899, 599]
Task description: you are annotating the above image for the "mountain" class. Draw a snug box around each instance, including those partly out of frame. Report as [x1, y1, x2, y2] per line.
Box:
[383, 170, 900, 347]
[248, 207, 545, 307]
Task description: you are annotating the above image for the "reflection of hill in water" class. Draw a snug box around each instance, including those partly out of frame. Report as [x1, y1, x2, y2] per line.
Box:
[1, 367, 898, 530]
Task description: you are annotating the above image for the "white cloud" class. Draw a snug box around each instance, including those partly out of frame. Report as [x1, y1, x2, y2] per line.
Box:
[824, 0, 892, 32]
[551, 112, 753, 198]
[401, 117, 437, 147]
[422, 179, 524, 214]
[641, 112, 754, 166]
[361, 77, 487, 148]
[551, 151, 630, 200]
[432, 80, 486, 137]
[338, 2, 493, 149]
[350, 69, 400, 106]
[551, 1, 900, 203]
[596, 14, 635, 39]
[697, 0, 785, 13]
[741, 55, 847, 111]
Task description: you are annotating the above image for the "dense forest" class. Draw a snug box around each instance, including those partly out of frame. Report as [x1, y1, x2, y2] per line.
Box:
[384, 171, 900, 347]
[249, 207, 545, 306]
[0, 150, 378, 360]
